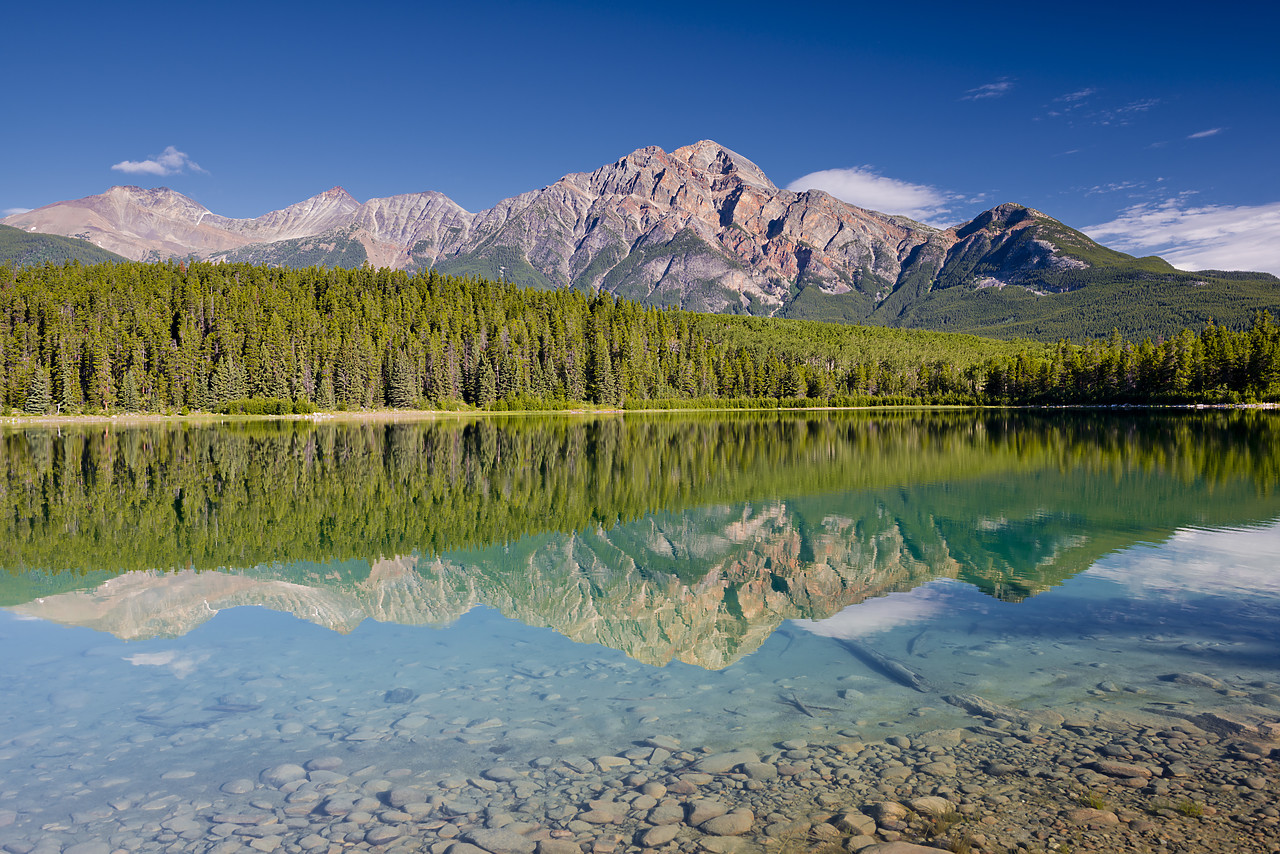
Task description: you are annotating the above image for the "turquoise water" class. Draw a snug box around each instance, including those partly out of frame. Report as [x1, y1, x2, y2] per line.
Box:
[1, 412, 1278, 853]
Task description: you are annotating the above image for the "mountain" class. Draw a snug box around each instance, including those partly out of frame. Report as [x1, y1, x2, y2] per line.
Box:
[5, 141, 1278, 340]
[0, 223, 127, 266]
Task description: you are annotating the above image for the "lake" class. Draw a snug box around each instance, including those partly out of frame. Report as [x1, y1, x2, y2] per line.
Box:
[1, 411, 1278, 854]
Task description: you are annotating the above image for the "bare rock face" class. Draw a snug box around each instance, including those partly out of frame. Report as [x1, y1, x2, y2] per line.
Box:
[4, 186, 248, 260]
[224, 187, 362, 241]
[0, 141, 1120, 319]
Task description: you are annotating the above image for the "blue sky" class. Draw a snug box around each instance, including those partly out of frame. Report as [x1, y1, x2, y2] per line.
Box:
[5, 0, 1279, 272]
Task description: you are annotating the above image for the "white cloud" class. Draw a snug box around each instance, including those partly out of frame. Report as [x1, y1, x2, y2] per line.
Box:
[1081, 180, 1144, 196]
[1188, 127, 1224, 139]
[1046, 88, 1098, 117]
[962, 79, 1013, 101]
[1049, 95, 1160, 127]
[1093, 98, 1161, 127]
[1055, 87, 1098, 103]
[786, 167, 961, 224]
[1084, 199, 1280, 274]
[111, 145, 206, 176]
[2, 207, 33, 217]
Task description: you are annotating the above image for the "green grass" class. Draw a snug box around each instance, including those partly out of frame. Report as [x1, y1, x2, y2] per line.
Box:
[1176, 799, 1205, 817]
[1076, 791, 1109, 810]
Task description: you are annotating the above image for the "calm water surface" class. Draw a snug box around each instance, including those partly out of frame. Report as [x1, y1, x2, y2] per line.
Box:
[1, 412, 1278, 853]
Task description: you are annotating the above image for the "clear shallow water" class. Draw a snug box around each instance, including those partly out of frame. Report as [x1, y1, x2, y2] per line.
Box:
[1, 412, 1279, 853]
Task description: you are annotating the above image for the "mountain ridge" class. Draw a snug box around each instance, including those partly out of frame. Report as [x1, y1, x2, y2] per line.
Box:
[6, 141, 1277, 340]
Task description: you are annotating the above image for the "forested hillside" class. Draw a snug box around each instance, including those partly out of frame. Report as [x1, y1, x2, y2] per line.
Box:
[1, 260, 1277, 415]
[0, 225, 126, 268]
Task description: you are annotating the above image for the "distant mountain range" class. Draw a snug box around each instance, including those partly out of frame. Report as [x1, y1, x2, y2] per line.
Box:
[6, 140, 1278, 340]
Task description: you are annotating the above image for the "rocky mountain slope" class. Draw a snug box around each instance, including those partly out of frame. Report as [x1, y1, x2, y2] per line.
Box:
[6, 141, 1277, 340]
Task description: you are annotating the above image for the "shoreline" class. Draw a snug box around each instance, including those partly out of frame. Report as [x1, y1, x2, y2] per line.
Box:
[1, 401, 1277, 428]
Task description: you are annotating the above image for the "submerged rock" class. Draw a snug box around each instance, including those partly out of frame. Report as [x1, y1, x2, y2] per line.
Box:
[383, 687, 417, 704]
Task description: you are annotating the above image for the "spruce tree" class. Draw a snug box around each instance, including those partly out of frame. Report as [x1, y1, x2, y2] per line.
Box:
[316, 369, 336, 410]
[211, 357, 247, 407]
[476, 357, 498, 406]
[121, 367, 141, 412]
[54, 341, 81, 411]
[388, 350, 417, 408]
[24, 367, 51, 414]
[587, 332, 617, 405]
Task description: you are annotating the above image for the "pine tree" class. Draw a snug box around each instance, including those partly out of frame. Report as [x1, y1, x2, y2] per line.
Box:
[121, 367, 141, 412]
[587, 333, 618, 405]
[54, 340, 81, 412]
[316, 368, 336, 410]
[86, 339, 113, 410]
[24, 366, 51, 414]
[210, 356, 247, 407]
[388, 350, 417, 408]
[475, 357, 497, 406]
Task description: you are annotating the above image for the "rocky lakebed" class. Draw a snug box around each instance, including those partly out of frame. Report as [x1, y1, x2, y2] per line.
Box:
[2, 667, 1277, 854]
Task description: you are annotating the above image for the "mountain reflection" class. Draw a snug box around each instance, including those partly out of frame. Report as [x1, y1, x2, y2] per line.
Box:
[4, 411, 1279, 667]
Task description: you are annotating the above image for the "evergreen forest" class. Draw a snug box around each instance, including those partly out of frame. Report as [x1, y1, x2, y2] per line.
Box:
[3, 260, 1279, 415]
[0, 225, 127, 269]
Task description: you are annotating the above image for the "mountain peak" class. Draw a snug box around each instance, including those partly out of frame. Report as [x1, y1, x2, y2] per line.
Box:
[671, 140, 776, 190]
[105, 185, 210, 212]
[954, 202, 1039, 239]
[317, 186, 357, 202]
[246, 187, 362, 236]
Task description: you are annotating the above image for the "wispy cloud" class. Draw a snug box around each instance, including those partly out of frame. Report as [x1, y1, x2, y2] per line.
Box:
[961, 78, 1013, 101]
[1055, 87, 1098, 104]
[1085, 199, 1280, 275]
[1046, 87, 1099, 117]
[1045, 92, 1160, 126]
[2, 207, 33, 217]
[1188, 127, 1224, 139]
[111, 145, 207, 176]
[1095, 98, 1161, 126]
[1081, 180, 1145, 196]
[786, 167, 962, 225]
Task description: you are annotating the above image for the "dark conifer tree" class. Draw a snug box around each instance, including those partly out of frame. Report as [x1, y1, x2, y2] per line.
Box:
[25, 366, 51, 414]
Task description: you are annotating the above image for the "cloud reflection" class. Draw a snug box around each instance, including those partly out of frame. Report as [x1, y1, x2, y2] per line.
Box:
[1086, 522, 1280, 598]
[790, 579, 973, 639]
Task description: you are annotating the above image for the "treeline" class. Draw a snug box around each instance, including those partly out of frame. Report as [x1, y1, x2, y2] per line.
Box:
[0, 260, 1277, 413]
[985, 319, 1280, 404]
